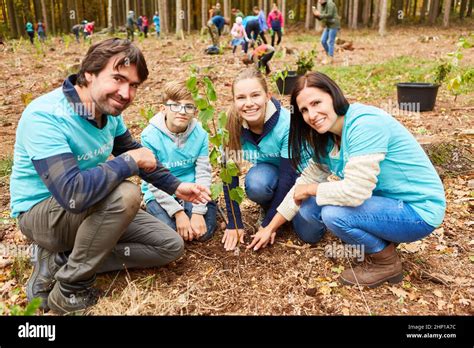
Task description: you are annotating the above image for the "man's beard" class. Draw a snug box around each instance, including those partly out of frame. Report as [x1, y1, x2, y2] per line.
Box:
[92, 93, 130, 117]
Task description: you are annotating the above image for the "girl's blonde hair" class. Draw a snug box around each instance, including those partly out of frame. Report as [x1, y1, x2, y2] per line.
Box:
[226, 68, 269, 154]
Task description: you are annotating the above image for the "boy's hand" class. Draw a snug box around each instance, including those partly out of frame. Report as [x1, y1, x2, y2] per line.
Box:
[190, 214, 207, 238]
[175, 211, 192, 241]
[222, 229, 245, 251]
[175, 183, 211, 204]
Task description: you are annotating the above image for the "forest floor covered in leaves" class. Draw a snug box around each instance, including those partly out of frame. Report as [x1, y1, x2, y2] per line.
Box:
[0, 24, 473, 315]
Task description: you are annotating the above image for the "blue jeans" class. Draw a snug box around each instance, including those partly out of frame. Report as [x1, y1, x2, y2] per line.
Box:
[146, 199, 217, 242]
[293, 195, 434, 253]
[245, 163, 279, 208]
[321, 28, 338, 57]
[245, 163, 317, 237]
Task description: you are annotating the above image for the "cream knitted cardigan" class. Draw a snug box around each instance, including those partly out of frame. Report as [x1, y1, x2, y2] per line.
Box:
[277, 153, 386, 221]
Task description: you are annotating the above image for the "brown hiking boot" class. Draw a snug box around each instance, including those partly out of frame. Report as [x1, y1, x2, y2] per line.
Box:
[340, 243, 403, 288]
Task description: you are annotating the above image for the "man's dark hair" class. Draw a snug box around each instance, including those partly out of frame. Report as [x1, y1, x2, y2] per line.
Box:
[76, 38, 149, 87]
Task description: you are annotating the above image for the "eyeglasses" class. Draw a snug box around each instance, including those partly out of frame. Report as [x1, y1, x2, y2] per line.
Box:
[165, 103, 197, 114]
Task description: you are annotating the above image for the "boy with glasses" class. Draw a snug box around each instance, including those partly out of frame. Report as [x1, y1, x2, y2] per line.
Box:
[141, 81, 217, 242]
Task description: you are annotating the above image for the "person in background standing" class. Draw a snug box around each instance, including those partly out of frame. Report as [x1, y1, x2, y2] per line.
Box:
[313, 0, 340, 65]
[267, 3, 284, 47]
[137, 16, 143, 34]
[127, 11, 137, 41]
[142, 16, 149, 38]
[36, 21, 46, 42]
[254, 6, 268, 44]
[26, 21, 35, 44]
[153, 12, 161, 38]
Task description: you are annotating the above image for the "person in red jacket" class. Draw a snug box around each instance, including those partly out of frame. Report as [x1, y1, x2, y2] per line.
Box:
[267, 3, 284, 47]
[84, 21, 95, 41]
[142, 16, 149, 38]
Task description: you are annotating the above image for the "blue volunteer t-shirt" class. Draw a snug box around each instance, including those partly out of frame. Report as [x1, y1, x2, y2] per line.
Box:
[319, 103, 446, 227]
[241, 106, 291, 167]
[140, 120, 209, 204]
[10, 87, 127, 217]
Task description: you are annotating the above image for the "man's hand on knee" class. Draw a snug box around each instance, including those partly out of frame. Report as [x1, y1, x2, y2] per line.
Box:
[125, 148, 157, 172]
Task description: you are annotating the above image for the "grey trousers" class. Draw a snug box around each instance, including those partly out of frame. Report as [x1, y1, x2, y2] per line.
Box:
[18, 181, 184, 284]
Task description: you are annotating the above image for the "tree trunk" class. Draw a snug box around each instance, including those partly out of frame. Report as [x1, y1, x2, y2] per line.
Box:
[157, 0, 165, 33]
[60, 0, 68, 32]
[467, 0, 473, 16]
[378, 0, 388, 36]
[14, 0, 22, 36]
[460, 0, 467, 18]
[6, 0, 18, 38]
[281, 0, 286, 30]
[176, 0, 182, 37]
[315, 1, 322, 31]
[1, 0, 8, 30]
[362, 0, 370, 26]
[22, 0, 31, 21]
[201, 0, 207, 28]
[49, 0, 55, 35]
[33, 0, 41, 21]
[412, 0, 418, 16]
[162, 0, 169, 33]
[429, 0, 440, 24]
[40, 0, 48, 31]
[186, 0, 191, 33]
[443, 0, 451, 26]
[395, 0, 403, 23]
[351, 0, 359, 28]
[223, 0, 230, 33]
[305, 0, 311, 30]
[420, 0, 428, 20]
[347, 0, 353, 26]
[372, 0, 380, 28]
[107, 0, 113, 33]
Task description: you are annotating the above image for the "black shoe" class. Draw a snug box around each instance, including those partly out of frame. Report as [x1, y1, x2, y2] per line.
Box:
[48, 277, 99, 315]
[26, 245, 68, 311]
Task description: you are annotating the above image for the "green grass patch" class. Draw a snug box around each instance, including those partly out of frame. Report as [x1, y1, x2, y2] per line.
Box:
[317, 55, 473, 100]
[318, 55, 439, 99]
[0, 156, 13, 178]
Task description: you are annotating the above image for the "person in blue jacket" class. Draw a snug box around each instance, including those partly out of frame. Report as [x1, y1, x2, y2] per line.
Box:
[253, 6, 268, 45]
[222, 68, 310, 251]
[142, 81, 217, 242]
[207, 15, 230, 47]
[153, 12, 160, 38]
[242, 14, 261, 53]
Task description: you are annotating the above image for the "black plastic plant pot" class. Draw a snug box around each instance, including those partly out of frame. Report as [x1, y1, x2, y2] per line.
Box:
[276, 71, 300, 95]
[396, 83, 440, 112]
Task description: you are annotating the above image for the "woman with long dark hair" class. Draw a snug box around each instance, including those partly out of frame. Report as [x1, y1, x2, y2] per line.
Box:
[249, 72, 446, 288]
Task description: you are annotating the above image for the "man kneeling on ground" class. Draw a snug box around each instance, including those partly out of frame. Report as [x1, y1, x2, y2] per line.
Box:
[10, 38, 211, 314]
